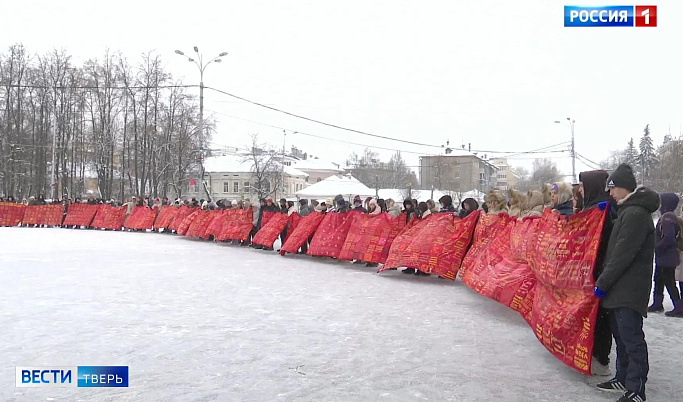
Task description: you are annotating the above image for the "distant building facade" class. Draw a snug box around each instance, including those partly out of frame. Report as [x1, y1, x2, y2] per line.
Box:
[419, 149, 498, 193]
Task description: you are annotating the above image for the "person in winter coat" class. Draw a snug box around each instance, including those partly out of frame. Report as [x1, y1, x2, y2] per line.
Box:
[418, 202, 429, 218]
[594, 164, 659, 402]
[404, 198, 419, 221]
[385, 198, 401, 217]
[521, 191, 545, 217]
[426, 199, 438, 214]
[438, 195, 456, 213]
[152, 197, 162, 211]
[299, 199, 311, 216]
[484, 191, 508, 215]
[352, 195, 367, 213]
[507, 189, 527, 218]
[364, 196, 373, 211]
[551, 182, 574, 216]
[377, 198, 387, 213]
[334, 194, 349, 213]
[572, 184, 583, 214]
[649, 193, 683, 317]
[459, 198, 479, 218]
[579, 170, 616, 376]
[367, 198, 381, 215]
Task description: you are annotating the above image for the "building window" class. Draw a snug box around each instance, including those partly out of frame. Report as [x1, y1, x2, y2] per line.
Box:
[233, 182, 239, 193]
[479, 173, 486, 180]
[455, 170, 460, 179]
[223, 182, 230, 193]
[244, 182, 250, 192]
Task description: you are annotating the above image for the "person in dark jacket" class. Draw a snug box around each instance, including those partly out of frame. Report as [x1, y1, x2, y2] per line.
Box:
[334, 194, 349, 213]
[298, 199, 311, 216]
[401, 198, 422, 275]
[594, 164, 659, 402]
[352, 195, 367, 213]
[438, 195, 456, 213]
[459, 198, 479, 218]
[579, 169, 615, 376]
[648, 193, 683, 317]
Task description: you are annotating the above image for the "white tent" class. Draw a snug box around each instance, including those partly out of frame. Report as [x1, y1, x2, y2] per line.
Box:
[296, 174, 374, 201]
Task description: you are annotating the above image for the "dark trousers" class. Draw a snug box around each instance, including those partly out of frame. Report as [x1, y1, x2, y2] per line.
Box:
[653, 265, 681, 300]
[609, 307, 648, 395]
[593, 306, 612, 366]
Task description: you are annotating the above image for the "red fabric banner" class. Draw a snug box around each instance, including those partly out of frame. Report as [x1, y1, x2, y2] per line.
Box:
[91, 205, 127, 230]
[124, 207, 158, 230]
[381, 211, 479, 279]
[186, 210, 221, 238]
[339, 213, 407, 264]
[154, 206, 180, 230]
[0, 203, 26, 226]
[204, 210, 227, 239]
[216, 209, 253, 242]
[307, 211, 360, 258]
[168, 206, 196, 232]
[280, 212, 326, 255]
[176, 210, 200, 236]
[528, 208, 605, 375]
[62, 203, 100, 227]
[458, 208, 606, 375]
[252, 212, 289, 248]
[21, 205, 64, 226]
[284, 213, 302, 243]
[261, 211, 276, 228]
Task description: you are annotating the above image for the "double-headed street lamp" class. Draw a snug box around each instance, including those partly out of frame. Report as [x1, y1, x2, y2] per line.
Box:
[175, 46, 227, 199]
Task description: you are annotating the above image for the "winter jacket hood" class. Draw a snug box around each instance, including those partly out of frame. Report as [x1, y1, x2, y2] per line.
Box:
[484, 191, 508, 214]
[656, 192, 680, 267]
[386, 205, 401, 218]
[507, 189, 527, 218]
[579, 170, 610, 209]
[460, 198, 479, 213]
[367, 199, 381, 215]
[596, 186, 659, 317]
[553, 199, 574, 216]
[659, 192, 679, 214]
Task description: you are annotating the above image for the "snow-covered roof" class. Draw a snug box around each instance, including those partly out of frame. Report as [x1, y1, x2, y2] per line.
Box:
[377, 189, 447, 203]
[293, 158, 343, 172]
[204, 154, 254, 173]
[296, 174, 374, 200]
[204, 155, 308, 177]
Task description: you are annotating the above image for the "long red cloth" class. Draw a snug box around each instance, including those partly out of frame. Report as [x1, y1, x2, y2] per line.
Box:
[307, 211, 360, 258]
[154, 206, 180, 230]
[338, 212, 407, 264]
[62, 203, 99, 227]
[21, 205, 64, 226]
[91, 205, 127, 230]
[216, 209, 253, 242]
[252, 212, 289, 248]
[124, 207, 157, 230]
[279, 212, 326, 255]
[380, 211, 480, 279]
[0, 203, 26, 226]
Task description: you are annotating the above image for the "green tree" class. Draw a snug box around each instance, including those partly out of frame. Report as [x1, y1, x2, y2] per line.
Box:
[639, 124, 658, 186]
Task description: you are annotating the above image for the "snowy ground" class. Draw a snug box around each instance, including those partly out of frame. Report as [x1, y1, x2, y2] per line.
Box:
[0, 227, 680, 402]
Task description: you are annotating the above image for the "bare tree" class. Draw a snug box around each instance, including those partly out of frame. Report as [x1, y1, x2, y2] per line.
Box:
[244, 134, 282, 199]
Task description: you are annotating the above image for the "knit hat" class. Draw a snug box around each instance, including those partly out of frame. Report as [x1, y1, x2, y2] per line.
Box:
[607, 163, 637, 192]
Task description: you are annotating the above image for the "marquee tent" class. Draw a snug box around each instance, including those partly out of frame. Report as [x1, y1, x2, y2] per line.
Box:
[296, 174, 374, 201]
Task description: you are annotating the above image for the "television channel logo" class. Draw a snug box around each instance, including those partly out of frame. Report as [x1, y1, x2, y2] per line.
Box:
[16, 366, 129, 388]
[564, 5, 657, 27]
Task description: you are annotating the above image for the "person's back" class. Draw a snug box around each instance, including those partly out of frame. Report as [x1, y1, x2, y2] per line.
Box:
[650, 192, 683, 317]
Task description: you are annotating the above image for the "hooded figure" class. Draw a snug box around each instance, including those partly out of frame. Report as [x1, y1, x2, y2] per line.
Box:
[426, 199, 439, 214]
[651, 192, 683, 317]
[385, 198, 401, 217]
[522, 191, 545, 217]
[551, 182, 574, 216]
[484, 191, 508, 215]
[352, 194, 367, 213]
[579, 170, 616, 373]
[404, 198, 418, 222]
[507, 189, 527, 218]
[367, 198, 381, 215]
[438, 195, 455, 213]
[459, 198, 479, 218]
[417, 202, 429, 218]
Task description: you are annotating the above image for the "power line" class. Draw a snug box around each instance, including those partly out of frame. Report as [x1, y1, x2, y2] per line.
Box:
[204, 86, 445, 149]
[1, 83, 198, 90]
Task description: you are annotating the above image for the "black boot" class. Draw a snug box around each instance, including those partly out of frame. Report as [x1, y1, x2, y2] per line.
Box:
[402, 268, 416, 274]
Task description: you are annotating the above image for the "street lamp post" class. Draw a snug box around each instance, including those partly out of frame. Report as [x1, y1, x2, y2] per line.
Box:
[175, 46, 227, 200]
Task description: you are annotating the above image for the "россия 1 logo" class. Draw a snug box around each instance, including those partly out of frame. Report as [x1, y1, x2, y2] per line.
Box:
[564, 5, 657, 27]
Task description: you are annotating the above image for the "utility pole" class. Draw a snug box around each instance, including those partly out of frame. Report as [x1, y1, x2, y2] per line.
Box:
[375, 175, 378, 197]
[174, 47, 227, 200]
[555, 117, 576, 183]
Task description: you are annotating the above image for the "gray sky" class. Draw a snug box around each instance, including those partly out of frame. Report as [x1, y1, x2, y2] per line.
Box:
[2, 0, 682, 181]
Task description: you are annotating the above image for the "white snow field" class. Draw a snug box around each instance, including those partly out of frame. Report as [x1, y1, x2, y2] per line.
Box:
[0, 227, 680, 402]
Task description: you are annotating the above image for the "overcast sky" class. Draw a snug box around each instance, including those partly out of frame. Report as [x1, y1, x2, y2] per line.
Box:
[2, 0, 682, 181]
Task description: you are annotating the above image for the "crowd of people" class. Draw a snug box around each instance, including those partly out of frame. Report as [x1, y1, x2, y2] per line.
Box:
[2, 163, 680, 401]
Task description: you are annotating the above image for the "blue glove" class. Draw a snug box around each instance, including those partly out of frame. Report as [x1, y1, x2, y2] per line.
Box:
[594, 287, 607, 299]
[598, 201, 608, 211]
